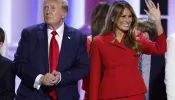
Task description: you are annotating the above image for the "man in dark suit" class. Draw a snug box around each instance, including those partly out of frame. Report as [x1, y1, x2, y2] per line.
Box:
[149, 55, 167, 100]
[137, 18, 167, 100]
[0, 27, 16, 100]
[13, 0, 90, 100]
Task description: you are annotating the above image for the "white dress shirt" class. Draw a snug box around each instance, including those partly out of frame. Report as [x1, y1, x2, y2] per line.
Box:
[33, 23, 64, 90]
[165, 32, 175, 100]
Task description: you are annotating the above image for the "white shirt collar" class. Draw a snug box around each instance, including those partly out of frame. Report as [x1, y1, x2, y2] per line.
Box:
[47, 23, 64, 38]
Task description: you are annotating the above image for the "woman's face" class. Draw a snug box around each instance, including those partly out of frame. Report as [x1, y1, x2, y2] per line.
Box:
[116, 8, 133, 32]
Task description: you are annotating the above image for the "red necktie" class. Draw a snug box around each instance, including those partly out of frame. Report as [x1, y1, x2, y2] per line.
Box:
[49, 31, 59, 100]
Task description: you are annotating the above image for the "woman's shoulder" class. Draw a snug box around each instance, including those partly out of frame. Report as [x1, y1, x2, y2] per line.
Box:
[92, 36, 103, 44]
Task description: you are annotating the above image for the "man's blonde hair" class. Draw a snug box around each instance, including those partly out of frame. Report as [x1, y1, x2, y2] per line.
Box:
[59, 0, 68, 12]
[44, 0, 68, 12]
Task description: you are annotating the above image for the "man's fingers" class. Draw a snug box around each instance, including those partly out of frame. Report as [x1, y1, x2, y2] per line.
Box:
[50, 76, 59, 84]
[52, 70, 56, 74]
[43, 82, 55, 86]
[53, 71, 59, 76]
[44, 73, 56, 82]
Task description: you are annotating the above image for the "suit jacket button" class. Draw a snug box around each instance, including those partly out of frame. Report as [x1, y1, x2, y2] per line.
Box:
[67, 71, 71, 74]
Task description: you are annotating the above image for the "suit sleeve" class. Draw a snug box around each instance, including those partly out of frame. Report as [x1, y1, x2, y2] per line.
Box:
[138, 32, 167, 55]
[13, 29, 39, 88]
[59, 33, 90, 85]
[165, 34, 175, 100]
[89, 38, 101, 100]
[82, 38, 91, 98]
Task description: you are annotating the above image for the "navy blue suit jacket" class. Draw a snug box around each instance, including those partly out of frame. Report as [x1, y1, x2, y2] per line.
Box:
[13, 23, 90, 100]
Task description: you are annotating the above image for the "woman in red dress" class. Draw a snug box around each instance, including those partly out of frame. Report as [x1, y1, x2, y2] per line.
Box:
[89, 0, 166, 100]
[82, 1, 111, 100]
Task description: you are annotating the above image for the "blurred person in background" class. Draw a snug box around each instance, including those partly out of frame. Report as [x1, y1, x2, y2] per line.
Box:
[0, 27, 15, 100]
[137, 18, 167, 100]
[82, 1, 111, 100]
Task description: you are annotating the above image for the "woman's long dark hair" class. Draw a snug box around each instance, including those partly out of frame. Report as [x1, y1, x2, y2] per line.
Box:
[90, 1, 111, 54]
[91, 1, 111, 38]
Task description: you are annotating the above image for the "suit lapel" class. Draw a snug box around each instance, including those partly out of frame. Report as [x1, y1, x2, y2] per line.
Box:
[36, 24, 73, 72]
[58, 25, 73, 71]
[106, 32, 126, 49]
[37, 23, 49, 72]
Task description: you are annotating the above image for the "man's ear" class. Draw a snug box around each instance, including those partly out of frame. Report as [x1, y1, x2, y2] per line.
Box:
[62, 11, 67, 19]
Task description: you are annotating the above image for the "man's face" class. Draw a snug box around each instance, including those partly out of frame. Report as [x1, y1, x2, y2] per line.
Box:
[43, 0, 65, 26]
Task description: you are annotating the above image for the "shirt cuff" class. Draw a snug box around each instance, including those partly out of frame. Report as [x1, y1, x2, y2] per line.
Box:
[56, 72, 61, 85]
[33, 74, 43, 90]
